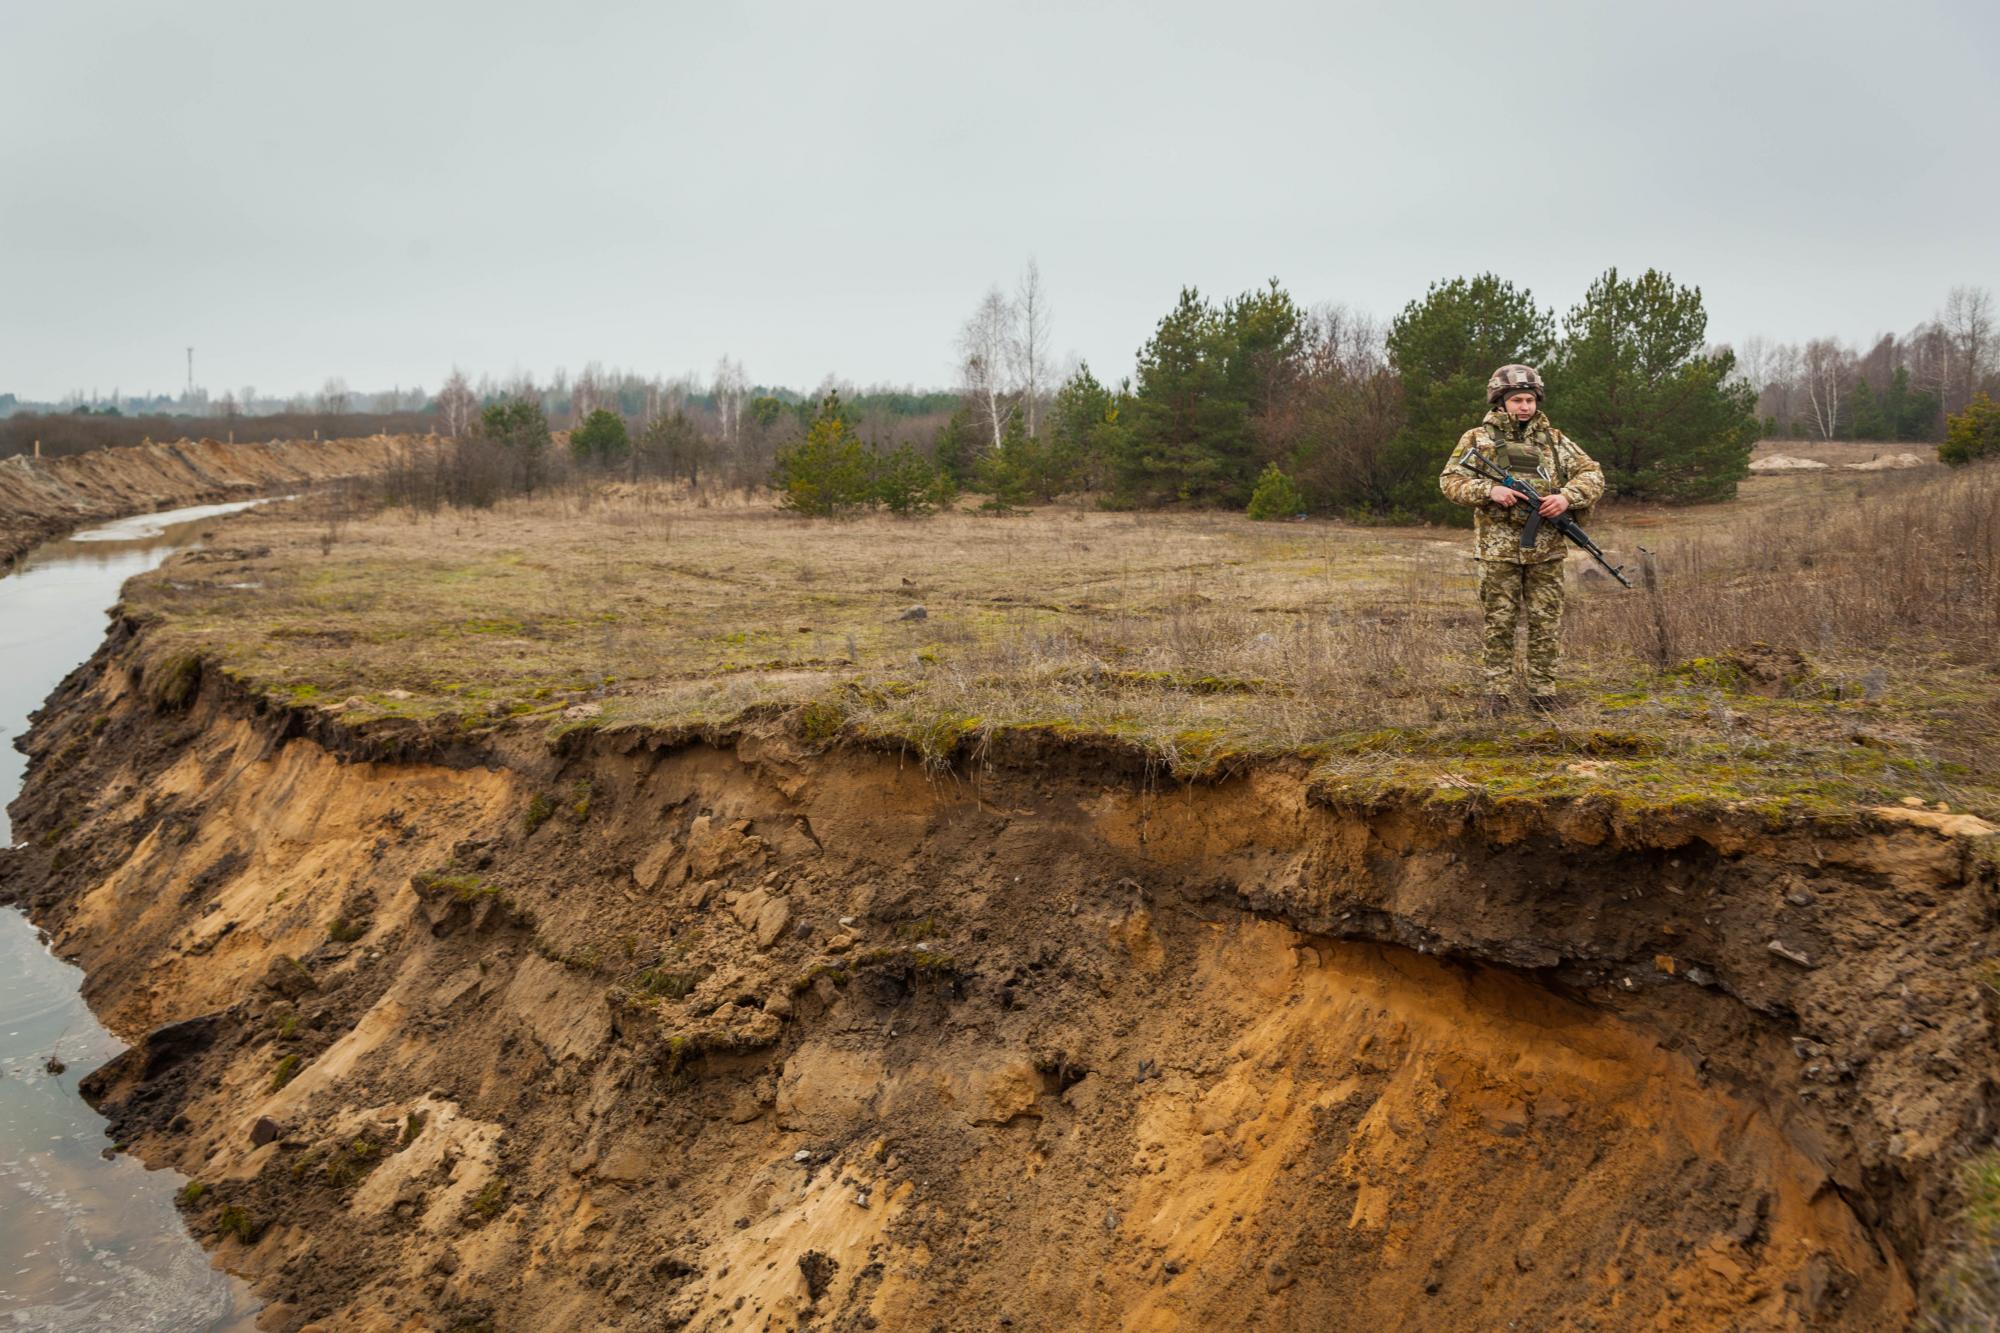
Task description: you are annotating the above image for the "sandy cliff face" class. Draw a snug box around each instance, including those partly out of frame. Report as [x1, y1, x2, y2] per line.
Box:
[0, 435, 430, 564]
[4, 623, 1997, 1331]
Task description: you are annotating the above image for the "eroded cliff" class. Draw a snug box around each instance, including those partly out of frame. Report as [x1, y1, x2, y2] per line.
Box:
[4, 622, 1997, 1331]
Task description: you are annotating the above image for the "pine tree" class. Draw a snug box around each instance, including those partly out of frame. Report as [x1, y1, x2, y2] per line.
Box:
[1383, 275, 1555, 522]
[978, 412, 1034, 512]
[569, 409, 631, 467]
[1245, 463, 1304, 520]
[872, 443, 951, 516]
[1941, 393, 2000, 466]
[774, 393, 872, 517]
[1549, 268, 1756, 503]
[1120, 288, 1245, 505]
[1049, 362, 1124, 493]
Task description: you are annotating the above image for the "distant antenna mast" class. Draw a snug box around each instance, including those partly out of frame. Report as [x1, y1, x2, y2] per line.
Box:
[186, 346, 194, 398]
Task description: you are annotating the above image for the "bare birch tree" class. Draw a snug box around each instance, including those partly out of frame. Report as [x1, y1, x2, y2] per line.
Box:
[1802, 339, 1846, 440]
[1906, 320, 1954, 412]
[439, 369, 478, 438]
[1734, 335, 1771, 396]
[572, 362, 608, 428]
[1010, 260, 1052, 439]
[712, 356, 747, 446]
[1943, 286, 1995, 414]
[1765, 342, 1803, 433]
[959, 286, 1016, 448]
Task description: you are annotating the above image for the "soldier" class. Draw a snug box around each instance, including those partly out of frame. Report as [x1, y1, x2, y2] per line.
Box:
[1438, 365, 1605, 714]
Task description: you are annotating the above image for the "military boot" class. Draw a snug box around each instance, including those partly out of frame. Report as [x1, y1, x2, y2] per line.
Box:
[1479, 693, 1511, 718]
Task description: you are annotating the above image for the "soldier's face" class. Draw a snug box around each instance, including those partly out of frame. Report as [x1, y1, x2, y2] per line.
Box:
[1504, 392, 1539, 421]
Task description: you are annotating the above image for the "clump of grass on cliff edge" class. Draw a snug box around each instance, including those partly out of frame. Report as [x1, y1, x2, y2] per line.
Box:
[1927, 1150, 2000, 1328]
[116, 464, 2000, 818]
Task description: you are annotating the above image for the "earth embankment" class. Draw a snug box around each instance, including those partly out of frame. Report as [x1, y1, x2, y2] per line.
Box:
[3, 620, 1997, 1330]
[0, 434, 429, 566]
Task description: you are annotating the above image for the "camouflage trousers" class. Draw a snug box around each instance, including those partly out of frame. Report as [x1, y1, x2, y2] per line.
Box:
[1476, 559, 1566, 692]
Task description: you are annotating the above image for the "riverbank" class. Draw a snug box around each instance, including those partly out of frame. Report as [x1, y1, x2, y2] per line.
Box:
[0, 503, 270, 1331]
[0, 434, 432, 568]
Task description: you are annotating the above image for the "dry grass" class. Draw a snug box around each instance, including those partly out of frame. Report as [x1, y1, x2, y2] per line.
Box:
[125, 462, 2000, 816]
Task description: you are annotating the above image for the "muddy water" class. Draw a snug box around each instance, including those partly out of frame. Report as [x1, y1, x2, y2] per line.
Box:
[1, 502, 263, 1331]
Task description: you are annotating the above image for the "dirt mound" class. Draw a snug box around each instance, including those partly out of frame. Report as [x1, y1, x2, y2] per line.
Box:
[1846, 453, 1930, 471]
[1748, 454, 1830, 473]
[6, 630, 1998, 1329]
[0, 433, 431, 566]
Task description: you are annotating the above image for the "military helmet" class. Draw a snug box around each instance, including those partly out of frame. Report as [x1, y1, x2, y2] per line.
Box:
[1487, 364, 1545, 405]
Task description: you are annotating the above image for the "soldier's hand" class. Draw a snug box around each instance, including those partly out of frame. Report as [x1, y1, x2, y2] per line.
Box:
[1538, 493, 1571, 518]
[1487, 485, 1519, 507]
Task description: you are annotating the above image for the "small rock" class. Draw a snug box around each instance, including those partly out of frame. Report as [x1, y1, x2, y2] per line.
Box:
[754, 898, 793, 950]
[1785, 888, 1817, 908]
[384, 689, 413, 700]
[825, 933, 855, 954]
[896, 605, 927, 622]
[799, 1249, 839, 1302]
[793, 1149, 812, 1163]
[838, 916, 857, 928]
[249, 1116, 282, 1147]
[853, 1190, 871, 1208]
[562, 702, 603, 721]
[1768, 940, 1815, 968]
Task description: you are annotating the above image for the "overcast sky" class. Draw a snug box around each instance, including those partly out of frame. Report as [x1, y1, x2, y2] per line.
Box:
[3, 0, 1995, 403]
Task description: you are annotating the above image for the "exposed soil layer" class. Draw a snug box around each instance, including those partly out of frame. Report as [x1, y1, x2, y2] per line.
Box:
[4, 624, 1998, 1331]
[0, 434, 428, 566]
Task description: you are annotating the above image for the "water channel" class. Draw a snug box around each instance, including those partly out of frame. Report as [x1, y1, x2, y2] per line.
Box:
[2, 502, 265, 1331]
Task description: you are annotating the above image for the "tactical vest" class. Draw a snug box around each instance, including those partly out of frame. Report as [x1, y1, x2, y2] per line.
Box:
[1482, 418, 1573, 492]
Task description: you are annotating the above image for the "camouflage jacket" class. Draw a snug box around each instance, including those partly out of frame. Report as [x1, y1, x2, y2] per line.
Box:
[1439, 410, 1606, 564]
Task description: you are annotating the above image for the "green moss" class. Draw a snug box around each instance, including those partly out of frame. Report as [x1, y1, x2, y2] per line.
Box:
[268, 1054, 301, 1092]
[791, 963, 851, 994]
[636, 968, 702, 1000]
[796, 699, 847, 747]
[320, 1136, 385, 1190]
[146, 652, 203, 711]
[401, 1110, 427, 1147]
[411, 870, 500, 903]
[468, 1177, 509, 1221]
[176, 1180, 208, 1207]
[215, 1205, 259, 1243]
[327, 916, 367, 944]
[523, 793, 553, 836]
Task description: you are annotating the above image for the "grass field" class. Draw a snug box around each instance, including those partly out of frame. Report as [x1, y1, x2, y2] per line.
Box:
[124, 453, 2000, 818]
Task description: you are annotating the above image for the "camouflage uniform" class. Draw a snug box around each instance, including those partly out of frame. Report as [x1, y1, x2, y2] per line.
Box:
[1439, 410, 1605, 692]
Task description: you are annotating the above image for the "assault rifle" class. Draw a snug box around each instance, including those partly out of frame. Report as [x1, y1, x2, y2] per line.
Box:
[1457, 448, 1632, 588]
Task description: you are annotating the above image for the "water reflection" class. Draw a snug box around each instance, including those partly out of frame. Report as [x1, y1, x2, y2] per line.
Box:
[1, 500, 266, 1330]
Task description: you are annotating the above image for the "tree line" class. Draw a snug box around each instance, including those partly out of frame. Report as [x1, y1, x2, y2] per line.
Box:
[1736, 287, 1997, 443]
[774, 266, 1770, 521]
